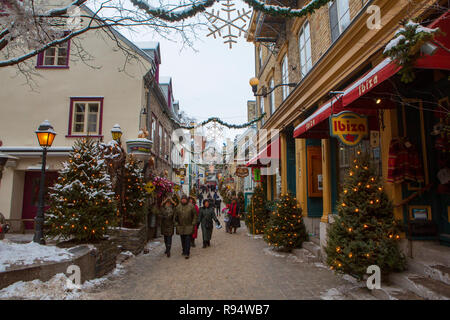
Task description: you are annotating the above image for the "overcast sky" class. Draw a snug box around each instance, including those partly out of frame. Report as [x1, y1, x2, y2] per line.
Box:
[125, 1, 256, 142]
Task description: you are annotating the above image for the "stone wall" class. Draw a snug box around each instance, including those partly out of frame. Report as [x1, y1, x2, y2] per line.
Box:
[110, 224, 147, 255]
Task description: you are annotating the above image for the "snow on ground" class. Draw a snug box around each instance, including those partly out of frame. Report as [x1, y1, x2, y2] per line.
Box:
[0, 240, 73, 272]
[320, 287, 348, 300]
[0, 263, 127, 300]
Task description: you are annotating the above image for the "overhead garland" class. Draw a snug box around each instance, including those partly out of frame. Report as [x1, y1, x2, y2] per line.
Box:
[173, 113, 266, 130]
[131, 0, 331, 22]
[241, 0, 330, 18]
[130, 0, 216, 22]
[383, 20, 442, 83]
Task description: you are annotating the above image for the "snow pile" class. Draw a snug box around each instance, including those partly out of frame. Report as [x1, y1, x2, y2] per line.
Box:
[0, 240, 73, 272]
[383, 35, 406, 53]
[0, 263, 127, 300]
[0, 273, 82, 300]
[320, 288, 347, 300]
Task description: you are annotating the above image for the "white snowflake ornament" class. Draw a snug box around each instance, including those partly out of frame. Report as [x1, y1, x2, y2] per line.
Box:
[205, 0, 251, 49]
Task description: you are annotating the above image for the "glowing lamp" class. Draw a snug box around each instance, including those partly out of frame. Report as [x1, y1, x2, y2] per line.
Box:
[35, 120, 56, 148]
[111, 124, 123, 141]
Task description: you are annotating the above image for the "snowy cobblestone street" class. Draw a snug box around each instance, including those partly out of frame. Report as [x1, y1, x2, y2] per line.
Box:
[83, 217, 351, 300]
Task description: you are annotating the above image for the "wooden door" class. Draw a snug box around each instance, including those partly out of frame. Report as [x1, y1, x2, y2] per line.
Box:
[22, 171, 58, 230]
[307, 146, 323, 198]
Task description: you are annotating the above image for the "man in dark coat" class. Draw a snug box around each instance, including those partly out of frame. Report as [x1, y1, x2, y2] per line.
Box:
[157, 198, 176, 257]
[174, 195, 198, 259]
[198, 199, 220, 248]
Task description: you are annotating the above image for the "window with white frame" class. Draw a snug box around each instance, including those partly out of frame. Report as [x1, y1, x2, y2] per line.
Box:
[39, 42, 70, 67]
[281, 54, 289, 100]
[269, 78, 275, 114]
[260, 97, 265, 126]
[151, 116, 156, 142]
[259, 46, 263, 70]
[329, 0, 351, 43]
[71, 101, 100, 135]
[299, 21, 312, 77]
[159, 124, 163, 154]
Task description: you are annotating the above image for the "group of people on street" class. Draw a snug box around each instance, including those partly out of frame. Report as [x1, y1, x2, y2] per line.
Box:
[157, 194, 220, 259]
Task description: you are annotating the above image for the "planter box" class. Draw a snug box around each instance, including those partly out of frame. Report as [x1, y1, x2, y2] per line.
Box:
[110, 224, 147, 255]
[126, 139, 153, 162]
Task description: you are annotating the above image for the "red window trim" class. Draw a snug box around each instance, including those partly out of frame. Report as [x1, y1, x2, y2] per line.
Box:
[67, 97, 104, 138]
[36, 37, 71, 69]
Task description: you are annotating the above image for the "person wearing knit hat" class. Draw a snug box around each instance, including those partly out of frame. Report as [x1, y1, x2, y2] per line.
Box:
[158, 198, 176, 257]
[188, 196, 200, 248]
[174, 194, 198, 259]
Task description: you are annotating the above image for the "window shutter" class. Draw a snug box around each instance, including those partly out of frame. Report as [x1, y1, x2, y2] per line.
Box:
[329, 0, 339, 43]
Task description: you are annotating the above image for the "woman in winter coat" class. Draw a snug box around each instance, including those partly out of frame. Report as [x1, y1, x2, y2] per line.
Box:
[226, 198, 241, 234]
[198, 199, 220, 248]
[158, 198, 176, 257]
[189, 196, 200, 248]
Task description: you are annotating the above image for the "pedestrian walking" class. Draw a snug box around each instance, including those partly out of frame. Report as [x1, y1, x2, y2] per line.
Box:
[215, 197, 222, 216]
[157, 197, 176, 257]
[174, 195, 198, 259]
[189, 195, 200, 248]
[198, 199, 220, 248]
[198, 192, 204, 207]
[226, 198, 241, 234]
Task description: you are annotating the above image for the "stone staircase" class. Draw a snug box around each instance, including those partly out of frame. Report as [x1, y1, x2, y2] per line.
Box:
[299, 237, 450, 300]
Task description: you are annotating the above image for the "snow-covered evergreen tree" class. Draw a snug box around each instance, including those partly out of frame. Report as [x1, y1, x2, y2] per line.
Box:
[45, 138, 117, 242]
[120, 155, 147, 228]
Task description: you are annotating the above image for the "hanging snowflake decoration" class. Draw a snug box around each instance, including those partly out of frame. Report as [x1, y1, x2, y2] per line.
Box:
[205, 122, 224, 141]
[205, 0, 251, 49]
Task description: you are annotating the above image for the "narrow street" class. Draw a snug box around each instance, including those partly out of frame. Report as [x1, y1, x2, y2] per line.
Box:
[84, 215, 348, 300]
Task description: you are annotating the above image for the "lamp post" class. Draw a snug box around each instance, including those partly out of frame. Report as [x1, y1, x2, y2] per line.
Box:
[111, 124, 125, 226]
[33, 120, 56, 244]
[111, 124, 123, 143]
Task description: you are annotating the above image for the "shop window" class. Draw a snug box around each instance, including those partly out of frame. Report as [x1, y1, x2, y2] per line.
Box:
[337, 140, 378, 190]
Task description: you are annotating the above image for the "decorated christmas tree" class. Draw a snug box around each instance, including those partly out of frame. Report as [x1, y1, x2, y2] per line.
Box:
[237, 191, 245, 213]
[325, 152, 406, 279]
[263, 193, 308, 252]
[245, 185, 269, 234]
[119, 155, 147, 228]
[45, 139, 117, 242]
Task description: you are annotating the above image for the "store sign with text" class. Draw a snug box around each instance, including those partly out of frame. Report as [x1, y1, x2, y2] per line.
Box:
[235, 166, 249, 178]
[330, 111, 368, 146]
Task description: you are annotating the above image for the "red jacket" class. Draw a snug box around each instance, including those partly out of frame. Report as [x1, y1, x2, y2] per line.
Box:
[226, 203, 239, 217]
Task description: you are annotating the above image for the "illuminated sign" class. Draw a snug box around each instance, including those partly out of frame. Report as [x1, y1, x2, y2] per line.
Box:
[330, 111, 368, 146]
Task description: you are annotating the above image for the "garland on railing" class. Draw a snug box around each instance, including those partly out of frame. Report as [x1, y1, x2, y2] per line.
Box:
[130, 0, 216, 22]
[241, 0, 330, 18]
[383, 20, 442, 83]
[173, 113, 266, 130]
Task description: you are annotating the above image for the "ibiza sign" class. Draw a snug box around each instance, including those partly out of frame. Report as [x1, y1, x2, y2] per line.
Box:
[330, 111, 368, 146]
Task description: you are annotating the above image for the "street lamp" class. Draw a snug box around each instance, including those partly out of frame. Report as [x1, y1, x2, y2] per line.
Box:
[111, 124, 123, 142]
[249, 76, 297, 97]
[33, 120, 56, 244]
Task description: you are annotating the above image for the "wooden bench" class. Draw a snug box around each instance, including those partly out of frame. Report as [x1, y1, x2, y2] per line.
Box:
[5, 219, 35, 234]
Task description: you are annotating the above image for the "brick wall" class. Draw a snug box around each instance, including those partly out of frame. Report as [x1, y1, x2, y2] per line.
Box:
[252, 0, 369, 125]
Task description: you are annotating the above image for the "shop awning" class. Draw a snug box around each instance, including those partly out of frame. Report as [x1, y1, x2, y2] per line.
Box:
[246, 137, 280, 167]
[294, 10, 450, 139]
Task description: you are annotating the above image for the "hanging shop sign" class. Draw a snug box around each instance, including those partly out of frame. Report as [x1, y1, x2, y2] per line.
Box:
[330, 111, 368, 146]
[178, 168, 187, 177]
[252, 167, 261, 182]
[235, 166, 249, 178]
